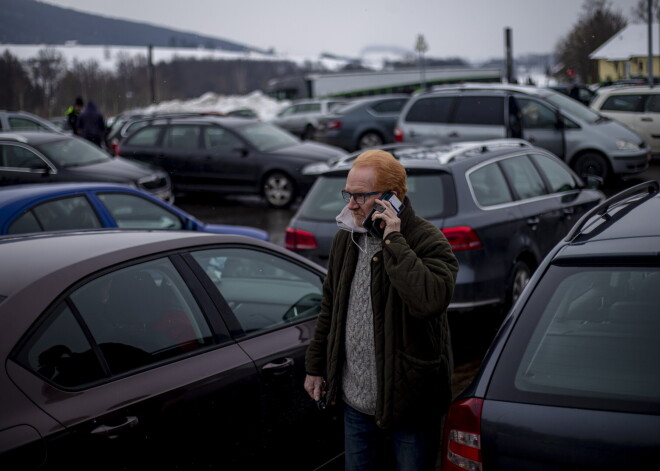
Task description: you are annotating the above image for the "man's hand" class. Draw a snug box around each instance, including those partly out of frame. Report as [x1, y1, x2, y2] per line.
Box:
[372, 198, 401, 239]
[304, 374, 325, 402]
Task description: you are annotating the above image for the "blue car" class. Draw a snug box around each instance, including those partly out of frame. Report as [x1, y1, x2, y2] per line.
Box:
[0, 183, 269, 241]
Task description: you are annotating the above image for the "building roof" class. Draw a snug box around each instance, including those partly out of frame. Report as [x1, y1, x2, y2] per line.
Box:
[590, 23, 660, 60]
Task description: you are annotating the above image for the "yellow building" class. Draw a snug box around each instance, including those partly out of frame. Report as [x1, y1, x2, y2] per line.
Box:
[590, 23, 660, 82]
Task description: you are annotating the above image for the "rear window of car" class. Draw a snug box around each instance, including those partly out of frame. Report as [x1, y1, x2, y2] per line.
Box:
[404, 96, 455, 123]
[297, 172, 455, 222]
[488, 265, 660, 414]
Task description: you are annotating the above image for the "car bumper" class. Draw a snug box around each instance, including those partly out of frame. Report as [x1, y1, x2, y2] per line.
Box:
[610, 148, 651, 175]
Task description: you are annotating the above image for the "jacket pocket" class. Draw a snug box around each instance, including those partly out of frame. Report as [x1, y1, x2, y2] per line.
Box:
[393, 350, 452, 426]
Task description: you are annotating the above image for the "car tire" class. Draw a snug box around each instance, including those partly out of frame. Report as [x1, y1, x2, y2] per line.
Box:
[302, 124, 315, 141]
[263, 171, 296, 209]
[508, 260, 531, 307]
[357, 131, 384, 150]
[572, 152, 609, 182]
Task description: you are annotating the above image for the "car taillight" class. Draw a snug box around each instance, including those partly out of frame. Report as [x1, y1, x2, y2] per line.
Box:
[441, 226, 483, 251]
[112, 139, 120, 156]
[394, 126, 404, 142]
[327, 120, 341, 130]
[443, 398, 483, 471]
[285, 227, 318, 251]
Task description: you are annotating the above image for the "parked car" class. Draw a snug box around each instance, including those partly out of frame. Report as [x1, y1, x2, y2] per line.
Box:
[0, 132, 173, 202]
[0, 182, 269, 240]
[394, 83, 651, 182]
[117, 115, 348, 208]
[0, 230, 342, 470]
[590, 85, 660, 157]
[270, 98, 347, 140]
[442, 180, 660, 470]
[0, 110, 66, 134]
[313, 94, 409, 151]
[226, 108, 259, 119]
[286, 140, 605, 310]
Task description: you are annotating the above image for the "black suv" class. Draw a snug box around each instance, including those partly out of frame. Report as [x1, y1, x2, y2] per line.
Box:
[443, 181, 660, 470]
[286, 140, 605, 310]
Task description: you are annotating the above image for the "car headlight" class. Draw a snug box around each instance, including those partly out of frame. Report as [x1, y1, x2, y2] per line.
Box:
[616, 139, 641, 152]
[303, 162, 331, 175]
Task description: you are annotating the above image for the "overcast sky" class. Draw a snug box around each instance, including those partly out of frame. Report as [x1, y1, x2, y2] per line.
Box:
[41, 0, 642, 62]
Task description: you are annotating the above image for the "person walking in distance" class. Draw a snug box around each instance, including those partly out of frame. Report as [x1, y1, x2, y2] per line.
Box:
[304, 149, 458, 470]
[65, 96, 84, 134]
[76, 100, 106, 147]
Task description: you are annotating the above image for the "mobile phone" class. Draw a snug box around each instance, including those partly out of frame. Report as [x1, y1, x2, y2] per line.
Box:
[362, 191, 404, 238]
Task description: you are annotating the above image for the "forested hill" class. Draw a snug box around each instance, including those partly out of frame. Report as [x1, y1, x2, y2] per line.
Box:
[0, 0, 259, 52]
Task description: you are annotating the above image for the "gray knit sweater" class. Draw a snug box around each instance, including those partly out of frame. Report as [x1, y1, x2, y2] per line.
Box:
[342, 233, 381, 415]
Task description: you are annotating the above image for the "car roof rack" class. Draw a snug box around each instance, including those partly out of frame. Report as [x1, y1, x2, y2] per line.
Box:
[564, 180, 659, 242]
[434, 139, 533, 164]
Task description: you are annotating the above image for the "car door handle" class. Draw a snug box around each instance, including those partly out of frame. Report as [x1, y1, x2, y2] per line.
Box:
[526, 217, 540, 228]
[562, 207, 575, 216]
[448, 132, 459, 138]
[641, 117, 653, 122]
[90, 416, 139, 438]
[262, 357, 295, 375]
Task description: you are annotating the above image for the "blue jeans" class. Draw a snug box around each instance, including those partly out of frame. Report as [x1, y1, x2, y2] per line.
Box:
[343, 404, 441, 471]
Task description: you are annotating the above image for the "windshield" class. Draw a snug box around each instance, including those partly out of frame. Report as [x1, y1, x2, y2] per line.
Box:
[36, 137, 112, 167]
[238, 122, 300, 152]
[542, 90, 602, 124]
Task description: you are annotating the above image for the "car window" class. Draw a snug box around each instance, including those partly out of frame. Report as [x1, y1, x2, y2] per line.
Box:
[453, 96, 504, 125]
[164, 125, 201, 150]
[0, 144, 48, 169]
[499, 155, 546, 199]
[600, 94, 643, 112]
[496, 266, 660, 412]
[530, 153, 577, 193]
[370, 99, 407, 113]
[98, 193, 183, 229]
[307, 103, 322, 112]
[8, 117, 51, 131]
[468, 162, 514, 206]
[14, 257, 214, 387]
[8, 195, 102, 234]
[36, 137, 110, 166]
[645, 94, 660, 112]
[124, 126, 162, 147]
[238, 122, 299, 151]
[404, 96, 455, 123]
[190, 248, 323, 334]
[203, 126, 242, 151]
[517, 98, 558, 129]
[298, 173, 452, 221]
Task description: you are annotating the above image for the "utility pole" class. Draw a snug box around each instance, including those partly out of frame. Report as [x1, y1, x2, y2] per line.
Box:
[505, 28, 514, 83]
[647, 0, 654, 87]
[147, 44, 156, 104]
[415, 34, 428, 91]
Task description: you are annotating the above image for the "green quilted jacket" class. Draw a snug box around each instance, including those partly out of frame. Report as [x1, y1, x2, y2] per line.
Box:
[305, 198, 459, 429]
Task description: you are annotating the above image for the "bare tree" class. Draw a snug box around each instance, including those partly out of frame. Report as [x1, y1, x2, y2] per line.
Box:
[26, 48, 66, 116]
[631, 0, 660, 22]
[555, 0, 628, 83]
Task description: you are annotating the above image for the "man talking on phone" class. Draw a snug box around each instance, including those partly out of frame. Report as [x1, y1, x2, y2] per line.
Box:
[304, 149, 459, 470]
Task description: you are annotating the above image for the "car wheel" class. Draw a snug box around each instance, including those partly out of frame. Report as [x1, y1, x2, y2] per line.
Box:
[508, 261, 531, 306]
[263, 172, 296, 208]
[358, 131, 384, 150]
[573, 152, 609, 182]
[302, 124, 315, 141]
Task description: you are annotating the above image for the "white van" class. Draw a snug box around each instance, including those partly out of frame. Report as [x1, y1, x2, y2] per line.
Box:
[394, 83, 650, 182]
[590, 85, 660, 157]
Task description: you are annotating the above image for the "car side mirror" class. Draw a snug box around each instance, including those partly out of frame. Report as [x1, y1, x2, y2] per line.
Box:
[234, 147, 249, 158]
[585, 175, 603, 189]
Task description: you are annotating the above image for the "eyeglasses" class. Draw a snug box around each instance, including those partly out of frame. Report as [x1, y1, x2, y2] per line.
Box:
[341, 190, 381, 204]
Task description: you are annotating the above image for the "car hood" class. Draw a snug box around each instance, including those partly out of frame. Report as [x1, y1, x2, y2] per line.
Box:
[597, 118, 645, 143]
[62, 157, 166, 182]
[270, 142, 347, 162]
